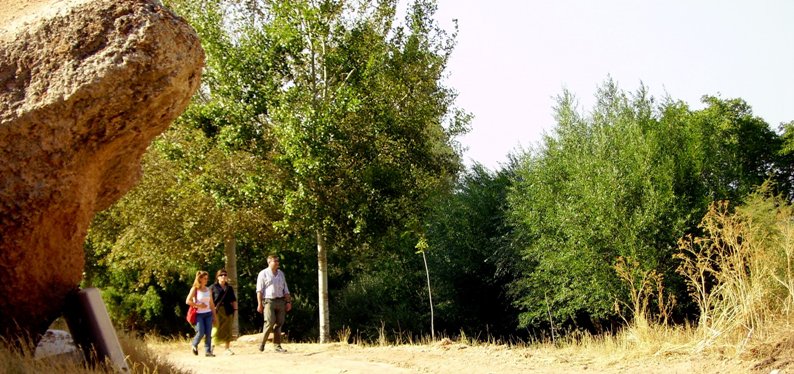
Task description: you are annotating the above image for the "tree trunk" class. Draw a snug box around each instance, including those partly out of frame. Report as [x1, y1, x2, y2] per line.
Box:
[317, 229, 330, 343]
[224, 233, 239, 338]
[422, 250, 435, 340]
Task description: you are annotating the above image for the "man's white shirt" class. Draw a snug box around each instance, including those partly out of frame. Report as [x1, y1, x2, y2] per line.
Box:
[256, 268, 290, 298]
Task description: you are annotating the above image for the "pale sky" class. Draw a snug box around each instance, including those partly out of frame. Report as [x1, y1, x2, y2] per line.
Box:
[432, 0, 794, 170]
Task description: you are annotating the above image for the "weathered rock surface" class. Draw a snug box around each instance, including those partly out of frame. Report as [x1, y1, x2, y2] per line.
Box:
[0, 0, 203, 341]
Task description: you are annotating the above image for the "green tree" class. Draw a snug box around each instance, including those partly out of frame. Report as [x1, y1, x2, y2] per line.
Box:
[776, 120, 794, 196]
[691, 96, 783, 201]
[167, 0, 467, 342]
[85, 122, 275, 332]
[424, 163, 521, 337]
[507, 81, 684, 328]
[781, 121, 794, 155]
[504, 80, 786, 331]
[269, 0, 466, 342]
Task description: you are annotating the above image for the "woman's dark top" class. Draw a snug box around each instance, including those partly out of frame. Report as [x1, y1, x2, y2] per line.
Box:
[210, 282, 237, 315]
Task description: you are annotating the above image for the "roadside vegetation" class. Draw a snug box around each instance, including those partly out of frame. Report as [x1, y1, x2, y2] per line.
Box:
[5, 0, 794, 372]
[87, 0, 794, 354]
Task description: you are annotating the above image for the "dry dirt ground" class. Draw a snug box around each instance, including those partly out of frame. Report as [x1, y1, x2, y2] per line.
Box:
[149, 334, 778, 374]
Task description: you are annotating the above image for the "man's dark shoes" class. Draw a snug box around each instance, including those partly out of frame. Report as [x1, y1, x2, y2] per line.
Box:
[205, 352, 215, 357]
[258, 344, 265, 352]
[191, 345, 198, 355]
[274, 345, 286, 353]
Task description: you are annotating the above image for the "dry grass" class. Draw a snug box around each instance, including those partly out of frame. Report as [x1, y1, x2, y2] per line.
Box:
[0, 343, 92, 374]
[121, 334, 191, 373]
[150, 318, 794, 373]
[0, 333, 190, 374]
[676, 188, 794, 354]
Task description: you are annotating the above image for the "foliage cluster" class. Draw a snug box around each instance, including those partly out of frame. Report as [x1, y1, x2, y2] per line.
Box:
[81, 0, 794, 346]
[505, 80, 790, 332]
[86, 0, 468, 341]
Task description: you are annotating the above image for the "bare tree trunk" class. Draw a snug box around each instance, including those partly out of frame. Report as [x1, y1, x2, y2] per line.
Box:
[317, 229, 330, 343]
[422, 251, 435, 340]
[224, 233, 239, 338]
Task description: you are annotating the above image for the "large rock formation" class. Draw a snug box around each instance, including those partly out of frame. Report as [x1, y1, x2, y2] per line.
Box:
[0, 0, 203, 341]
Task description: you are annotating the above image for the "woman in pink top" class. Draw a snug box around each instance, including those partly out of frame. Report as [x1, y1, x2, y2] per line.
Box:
[186, 270, 217, 356]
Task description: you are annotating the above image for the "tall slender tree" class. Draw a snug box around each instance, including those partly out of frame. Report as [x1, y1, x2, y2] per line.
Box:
[168, 0, 467, 342]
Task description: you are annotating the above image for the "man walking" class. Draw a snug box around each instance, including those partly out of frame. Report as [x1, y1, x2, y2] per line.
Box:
[256, 254, 292, 353]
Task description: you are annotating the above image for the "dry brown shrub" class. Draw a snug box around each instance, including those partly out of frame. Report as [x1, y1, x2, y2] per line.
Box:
[615, 256, 676, 328]
[675, 184, 794, 354]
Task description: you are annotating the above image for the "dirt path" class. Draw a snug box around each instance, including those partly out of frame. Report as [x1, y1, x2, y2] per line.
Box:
[154, 342, 413, 374]
[150, 335, 759, 374]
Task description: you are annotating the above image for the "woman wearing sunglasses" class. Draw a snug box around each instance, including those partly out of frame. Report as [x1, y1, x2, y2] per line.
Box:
[211, 269, 238, 355]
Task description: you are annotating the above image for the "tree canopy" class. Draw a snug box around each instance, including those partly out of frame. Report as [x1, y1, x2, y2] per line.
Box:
[505, 80, 789, 329]
[88, 0, 468, 341]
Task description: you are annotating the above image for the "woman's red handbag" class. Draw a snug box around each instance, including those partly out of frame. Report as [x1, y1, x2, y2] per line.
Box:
[186, 306, 198, 325]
